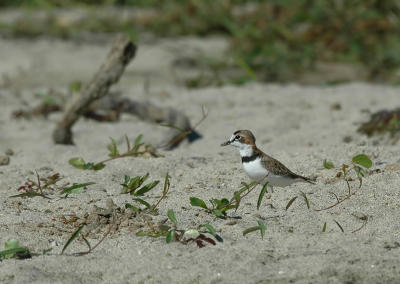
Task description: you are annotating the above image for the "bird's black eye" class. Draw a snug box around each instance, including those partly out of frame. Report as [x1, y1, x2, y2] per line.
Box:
[235, 135, 241, 140]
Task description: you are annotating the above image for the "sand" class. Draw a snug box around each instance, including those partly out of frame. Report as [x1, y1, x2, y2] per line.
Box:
[1, 36, 400, 284]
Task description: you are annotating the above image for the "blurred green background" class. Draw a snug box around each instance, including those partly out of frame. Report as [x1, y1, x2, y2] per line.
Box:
[1, 0, 400, 85]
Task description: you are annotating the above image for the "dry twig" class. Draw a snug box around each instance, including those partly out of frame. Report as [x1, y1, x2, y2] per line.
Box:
[53, 34, 137, 144]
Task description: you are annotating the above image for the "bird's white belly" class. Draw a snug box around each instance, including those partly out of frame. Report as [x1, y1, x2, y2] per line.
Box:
[242, 159, 297, 187]
[243, 159, 268, 181]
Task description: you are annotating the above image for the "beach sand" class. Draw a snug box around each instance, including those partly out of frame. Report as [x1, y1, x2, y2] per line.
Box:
[1, 36, 400, 283]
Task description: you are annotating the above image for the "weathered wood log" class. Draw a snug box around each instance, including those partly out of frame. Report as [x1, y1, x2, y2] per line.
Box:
[52, 34, 137, 144]
[15, 91, 201, 149]
[92, 96, 201, 149]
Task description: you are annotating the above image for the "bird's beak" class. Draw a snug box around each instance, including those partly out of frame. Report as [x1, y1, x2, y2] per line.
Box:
[221, 140, 231, 146]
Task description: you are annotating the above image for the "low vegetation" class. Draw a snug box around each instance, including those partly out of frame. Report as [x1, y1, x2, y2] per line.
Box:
[1, 0, 399, 84]
[2, 147, 374, 259]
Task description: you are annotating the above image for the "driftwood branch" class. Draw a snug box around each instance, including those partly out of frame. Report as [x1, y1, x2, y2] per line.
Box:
[17, 34, 203, 149]
[93, 96, 202, 149]
[14, 92, 203, 149]
[53, 34, 137, 144]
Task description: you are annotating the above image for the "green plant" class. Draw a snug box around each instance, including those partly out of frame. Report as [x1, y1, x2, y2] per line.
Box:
[0, 239, 31, 261]
[323, 159, 335, 169]
[11, 171, 61, 198]
[243, 220, 266, 239]
[3, 1, 400, 83]
[69, 135, 161, 171]
[124, 173, 170, 213]
[316, 154, 372, 211]
[61, 221, 113, 256]
[285, 191, 310, 211]
[60, 182, 96, 197]
[137, 209, 222, 248]
[190, 180, 268, 218]
[11, 171, 95, 200]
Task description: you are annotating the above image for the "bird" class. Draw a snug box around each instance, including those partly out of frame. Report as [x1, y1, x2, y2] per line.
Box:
[221, 130, 314, 190]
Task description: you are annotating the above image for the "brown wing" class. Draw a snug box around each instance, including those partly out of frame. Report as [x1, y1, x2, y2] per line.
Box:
[259, 151, 315, 183]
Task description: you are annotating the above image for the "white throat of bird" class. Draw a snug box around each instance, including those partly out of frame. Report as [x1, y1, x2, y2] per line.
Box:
[238, 143, 254, 157]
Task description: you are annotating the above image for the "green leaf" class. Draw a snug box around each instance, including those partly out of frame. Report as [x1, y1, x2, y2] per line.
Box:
[60, 182, 95, 195]
[352, 154, 372, 168]
[190, 197, 208, 210]
[123, 175, 130, 185]
[285, 196, 298, 210]
[220, 205, 236, 213]
[132, 198, 151, 209]
[62, 225, 85, 254]
[212, 209, 223, 217]
[83, 162, 94, 170]
[243, 226, 260, 236]
[125, 135, 131, 152]
[123, 176, 141, 192]
[233, 191, 241, 210]
[131, 134, 143, 152]
[211, 198, 229, 209]
[121, 174, 149, 194]
[91, 163, 105, 171]
[0, 247, 30, 259]
[136, 231, 148, 237]
[300, 191, 310, 209]
[69, 80, 82, 92]
[257, 182, 268, 210]
[323, 159, 334, 169]
[200, 224, 216, 237]
[69, 157, 87, 169]
[322, 222, 327, 232]
[258, 220, 266, 239]
[125, 203, 140, 212]
[166, 230, 176, 243]
[135, 180, 160, 196]
[354, 165, 365, 178]
[140, 173, 149, 182]
[201, 224, 223, 242]
[163, 173, 170, 195]
[107, 137, 120, 158]
[167, 209, 177, 225]
[135, 134, 143, 146]
[334, 220, 344, 232]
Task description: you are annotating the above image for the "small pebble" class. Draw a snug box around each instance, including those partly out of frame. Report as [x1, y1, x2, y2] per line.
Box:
[0, 155, 10, 166]
[343, 136, 352, 143]
[5, 149, 14, 156]
[330, 103, 342, 110]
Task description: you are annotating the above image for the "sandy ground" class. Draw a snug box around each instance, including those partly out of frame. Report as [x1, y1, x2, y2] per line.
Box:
[1, 36, 400, 284]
